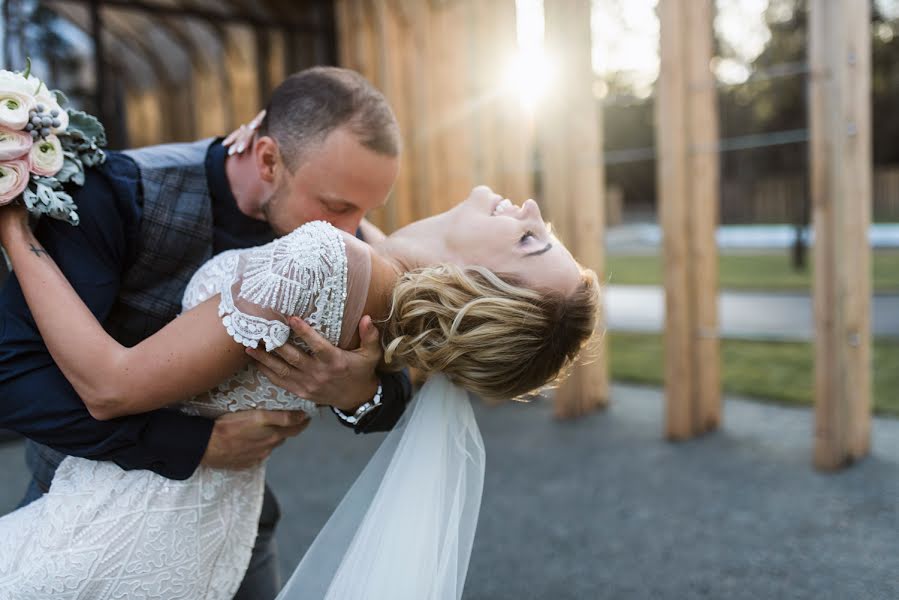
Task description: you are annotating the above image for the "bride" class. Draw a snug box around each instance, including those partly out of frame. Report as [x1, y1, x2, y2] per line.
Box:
[0, 184, 599, 599]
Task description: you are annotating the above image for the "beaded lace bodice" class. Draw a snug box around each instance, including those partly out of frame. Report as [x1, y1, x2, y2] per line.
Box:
[179, 220, 355, 418]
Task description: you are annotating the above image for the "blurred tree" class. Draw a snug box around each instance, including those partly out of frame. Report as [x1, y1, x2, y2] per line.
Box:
[602, 0, 899, 226]
[872, 3, 899, 164]
[602, 71, 656, 216]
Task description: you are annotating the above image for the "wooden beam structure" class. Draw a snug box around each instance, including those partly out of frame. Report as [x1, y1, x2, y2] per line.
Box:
[46, 0, 329, 148]
[540, 0, 608, 418]
[808, 0, 872, 470]
[335, 0, 608, 415]
[655, 0, 720, 440]
[54, 0, 324, 33]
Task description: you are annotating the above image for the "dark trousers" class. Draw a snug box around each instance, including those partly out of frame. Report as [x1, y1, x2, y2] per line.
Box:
[19, 440, 282, 600]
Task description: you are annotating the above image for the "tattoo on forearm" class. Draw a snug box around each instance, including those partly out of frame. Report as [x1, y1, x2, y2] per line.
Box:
[29, 243, 48, 258]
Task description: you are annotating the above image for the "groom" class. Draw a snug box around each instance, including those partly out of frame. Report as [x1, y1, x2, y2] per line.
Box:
[0, 66, 410, 599]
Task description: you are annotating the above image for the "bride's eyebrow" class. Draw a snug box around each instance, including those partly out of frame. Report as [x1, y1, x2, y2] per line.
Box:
[525, 243, 552, 257]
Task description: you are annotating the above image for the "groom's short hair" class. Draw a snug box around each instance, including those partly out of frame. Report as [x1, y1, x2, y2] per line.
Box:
[259, 66, 400, 171]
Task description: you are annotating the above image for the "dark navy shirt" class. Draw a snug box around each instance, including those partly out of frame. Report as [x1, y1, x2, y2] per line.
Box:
[0, 141, 275, 479]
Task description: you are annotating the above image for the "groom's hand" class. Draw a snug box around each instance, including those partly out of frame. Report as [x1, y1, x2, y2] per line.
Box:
[201, 410, 311, 470]
[246, 315, 382, 412]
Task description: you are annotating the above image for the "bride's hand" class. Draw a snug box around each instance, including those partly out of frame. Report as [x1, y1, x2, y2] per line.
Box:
[223, 109, 266, 156]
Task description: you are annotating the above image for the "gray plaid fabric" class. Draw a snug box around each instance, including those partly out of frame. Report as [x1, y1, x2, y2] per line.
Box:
[105, 139, 215, 346]
[25, 139, 218, 490]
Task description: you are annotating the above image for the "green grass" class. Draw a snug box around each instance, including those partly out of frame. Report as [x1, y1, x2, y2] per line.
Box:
[606, 250, 899, 292]
[608, 332, 899, 417]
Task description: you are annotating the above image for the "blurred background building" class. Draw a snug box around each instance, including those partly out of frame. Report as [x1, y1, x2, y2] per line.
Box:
[4, 0, 899, 227]
[1, 0, 336, 149]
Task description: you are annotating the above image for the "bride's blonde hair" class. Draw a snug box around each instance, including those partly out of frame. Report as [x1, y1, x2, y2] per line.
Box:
[381, 264, 600, 401]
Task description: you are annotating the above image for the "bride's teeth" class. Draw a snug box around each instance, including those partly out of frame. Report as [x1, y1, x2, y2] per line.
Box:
[492, 198, 514, 215]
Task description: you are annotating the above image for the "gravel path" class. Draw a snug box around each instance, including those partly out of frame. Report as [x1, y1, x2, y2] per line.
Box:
[2, 385, 898, 599]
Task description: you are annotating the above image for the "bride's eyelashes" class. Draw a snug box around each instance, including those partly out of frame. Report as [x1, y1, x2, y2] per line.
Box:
[519, 231, 535, 245]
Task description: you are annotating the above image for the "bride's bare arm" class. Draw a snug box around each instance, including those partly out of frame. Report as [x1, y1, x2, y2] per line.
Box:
[1, 215, 249, 421]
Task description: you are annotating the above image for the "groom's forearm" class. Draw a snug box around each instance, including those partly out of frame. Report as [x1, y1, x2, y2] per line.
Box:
[0, 363, 213, 479]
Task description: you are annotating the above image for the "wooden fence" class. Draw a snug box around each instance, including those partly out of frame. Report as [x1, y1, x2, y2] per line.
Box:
[719, 167, 899, 224]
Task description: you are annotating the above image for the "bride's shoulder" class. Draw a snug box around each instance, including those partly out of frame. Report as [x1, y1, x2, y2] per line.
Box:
[272, 221, 345, 253]
[283, 221, 370, 257]
[270, 222, 370, 275]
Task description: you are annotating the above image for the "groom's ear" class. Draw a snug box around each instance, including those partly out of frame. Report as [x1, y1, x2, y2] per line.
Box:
[254, 136, 281, 184]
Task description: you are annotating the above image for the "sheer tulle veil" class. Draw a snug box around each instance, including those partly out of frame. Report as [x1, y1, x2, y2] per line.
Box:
[275, 374, 486, 600]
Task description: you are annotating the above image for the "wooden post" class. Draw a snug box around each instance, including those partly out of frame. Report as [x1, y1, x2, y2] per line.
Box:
[655, 0, 720, 439]
[470, 0, 533, 201]
[808, 0, 872, 470]
[541, 0, 608, 417]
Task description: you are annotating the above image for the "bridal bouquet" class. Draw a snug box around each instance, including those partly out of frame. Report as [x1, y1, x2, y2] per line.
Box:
[0, 60, 106, 226]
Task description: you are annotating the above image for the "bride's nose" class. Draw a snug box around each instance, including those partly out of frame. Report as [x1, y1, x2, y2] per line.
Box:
[521, 198, 544, 224]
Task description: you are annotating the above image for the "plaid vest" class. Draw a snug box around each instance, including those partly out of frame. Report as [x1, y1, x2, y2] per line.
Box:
[104, 139, 215, 346]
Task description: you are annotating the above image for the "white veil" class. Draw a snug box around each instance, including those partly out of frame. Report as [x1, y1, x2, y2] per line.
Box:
[276, 374, 486, 600]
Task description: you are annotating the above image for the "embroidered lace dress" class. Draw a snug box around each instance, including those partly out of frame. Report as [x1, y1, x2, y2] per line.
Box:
[0, 221, 372, 600]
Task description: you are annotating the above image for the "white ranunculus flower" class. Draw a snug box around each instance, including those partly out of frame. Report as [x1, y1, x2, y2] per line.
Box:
[0, 70, 34, 95]
[0, 70, 37, 130]
[29, 134, 64, 177]
[0, 127, 33, 160]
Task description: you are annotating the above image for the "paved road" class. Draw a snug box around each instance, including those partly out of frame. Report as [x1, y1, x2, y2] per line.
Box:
[605, 285, 899, 339]
[3, 386, 898, 599]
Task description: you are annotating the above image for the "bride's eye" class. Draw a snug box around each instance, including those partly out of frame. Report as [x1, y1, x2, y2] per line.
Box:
[519, 231, 535, 244]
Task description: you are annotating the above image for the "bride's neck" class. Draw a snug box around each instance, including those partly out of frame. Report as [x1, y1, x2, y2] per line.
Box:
[364, 250, 402, 324]
[363, 236, 434, 325]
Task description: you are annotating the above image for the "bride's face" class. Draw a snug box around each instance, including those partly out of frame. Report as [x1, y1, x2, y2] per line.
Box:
[400, 186, 582, 295]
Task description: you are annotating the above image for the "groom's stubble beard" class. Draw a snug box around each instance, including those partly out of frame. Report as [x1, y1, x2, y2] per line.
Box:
[260, 178, 292, 236]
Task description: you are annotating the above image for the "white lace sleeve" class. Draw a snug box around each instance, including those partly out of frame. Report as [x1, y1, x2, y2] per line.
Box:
[218, 221, 349, 352]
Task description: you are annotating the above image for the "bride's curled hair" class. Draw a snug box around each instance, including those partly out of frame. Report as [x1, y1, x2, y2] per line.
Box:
[382, 264, 600, 400]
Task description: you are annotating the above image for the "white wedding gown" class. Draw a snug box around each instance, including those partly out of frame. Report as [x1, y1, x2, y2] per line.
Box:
[0, 221, 374, 600]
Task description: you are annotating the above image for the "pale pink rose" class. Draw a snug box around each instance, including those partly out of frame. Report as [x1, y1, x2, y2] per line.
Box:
[0, 159, 30, 205]
[0, 126, 33, 160]
[28, 134, 63, 177]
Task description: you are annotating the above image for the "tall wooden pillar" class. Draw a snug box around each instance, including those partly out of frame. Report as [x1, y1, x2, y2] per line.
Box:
[808, 0, 872, 470]
[541, 0, 608, 418]
[655, 0, 720, 439]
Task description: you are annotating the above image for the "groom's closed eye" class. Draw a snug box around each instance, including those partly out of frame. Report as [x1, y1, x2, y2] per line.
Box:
[320, 198, 355, 215]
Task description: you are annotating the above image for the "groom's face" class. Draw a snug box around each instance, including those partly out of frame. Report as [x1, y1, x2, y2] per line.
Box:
[262, 127, 399, 236]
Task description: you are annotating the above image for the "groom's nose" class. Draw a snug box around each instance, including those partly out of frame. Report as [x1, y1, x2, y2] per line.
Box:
[331, 213, 364, 235]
